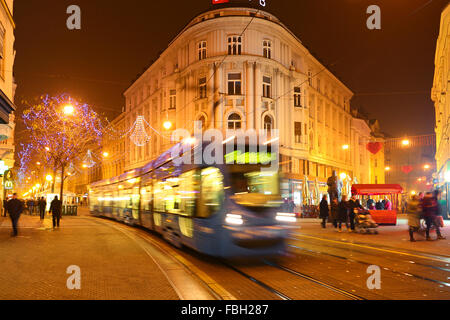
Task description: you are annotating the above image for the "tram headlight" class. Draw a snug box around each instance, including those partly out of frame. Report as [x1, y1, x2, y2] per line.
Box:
[226, 214, 244, 225]
[276, 213, 297, 223]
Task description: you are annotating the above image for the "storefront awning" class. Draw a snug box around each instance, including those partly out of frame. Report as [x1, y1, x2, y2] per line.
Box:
[352, 184, 404, 196]
[0, 89, 15, 124]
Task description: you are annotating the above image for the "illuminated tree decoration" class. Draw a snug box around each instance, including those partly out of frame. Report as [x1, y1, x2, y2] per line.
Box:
[130, 116, 151, 147]
[21, 94, 103, 200]
[82, 150, 97, 168]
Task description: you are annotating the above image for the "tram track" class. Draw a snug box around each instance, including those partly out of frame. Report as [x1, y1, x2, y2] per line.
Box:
[221, 259, 367, 301]
[288, 243, 450, 289]
[288, 236, 450, 288]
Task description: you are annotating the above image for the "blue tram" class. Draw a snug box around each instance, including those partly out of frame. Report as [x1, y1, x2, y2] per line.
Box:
[89, 141, 293, 258]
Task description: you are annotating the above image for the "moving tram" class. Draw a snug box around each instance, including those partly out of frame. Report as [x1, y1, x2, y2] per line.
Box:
[89, 141, 292, 258]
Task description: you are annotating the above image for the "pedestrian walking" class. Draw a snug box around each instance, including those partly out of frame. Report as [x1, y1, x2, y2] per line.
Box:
[330, 198, 339, 229]
[422, 192, 446, 241]
[6, 193, 24, 237]
[319, 195, 329, 228]
[27, 199, 35, 215]
[38, 197, 47, 220]
[50, 196, 62, 229]
[347, 195, 362, 232]
[407, 195, 422, 242]
[337, 195, 350, 232]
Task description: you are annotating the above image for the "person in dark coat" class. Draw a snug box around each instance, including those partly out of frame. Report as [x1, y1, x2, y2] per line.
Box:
[330, 198, 339, 229]
[50, 196, 63, 228]
[337, 195, 349, 232]
[347, 196, 362, 232]
[38, 197, 47, 220]
[422, 192, 446, 241]
[6, 193, 24, 237]
[319, 195, 329, 228]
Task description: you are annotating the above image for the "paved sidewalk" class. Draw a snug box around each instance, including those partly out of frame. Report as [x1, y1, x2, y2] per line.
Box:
[294, 216, 450, 257]
[0, 214, 182, 300]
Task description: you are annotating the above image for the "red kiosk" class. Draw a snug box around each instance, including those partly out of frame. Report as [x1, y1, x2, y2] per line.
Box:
[351, 184, 404, 225]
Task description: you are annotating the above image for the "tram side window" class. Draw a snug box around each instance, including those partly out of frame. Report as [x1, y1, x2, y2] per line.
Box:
[154, 181, 167, 213]
[198, 167, 224, 218]
[141, 185, 152, 211]
[179, 170, 199, 217]
[132, 187, 140, 210]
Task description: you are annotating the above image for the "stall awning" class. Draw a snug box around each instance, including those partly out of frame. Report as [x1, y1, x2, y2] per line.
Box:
[351, 184, 404, 196]
[0, 89, 15, 124]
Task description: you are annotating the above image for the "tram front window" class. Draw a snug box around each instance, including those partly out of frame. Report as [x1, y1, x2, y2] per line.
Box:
[229, 165, 281, 209]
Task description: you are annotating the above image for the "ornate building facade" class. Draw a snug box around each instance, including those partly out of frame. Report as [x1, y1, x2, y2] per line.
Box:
[91, 7, 385, 206]
[0, 0, 16, 208]
[432, 3, 450, 218]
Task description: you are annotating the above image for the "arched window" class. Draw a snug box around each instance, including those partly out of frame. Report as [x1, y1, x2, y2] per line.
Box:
[198, 115, 206, 130]
[228, 113, 242, 130]
[263, 115, 273, 132]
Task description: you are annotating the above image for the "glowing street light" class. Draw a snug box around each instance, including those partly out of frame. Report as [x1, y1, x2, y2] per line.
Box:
[63, 104, 75, 116]
[45, 147, 50, 152]
[385, 166, 391, 171]
[103, 152, 109, 158]
[36, 162, 41, 166]
[402, 139, 411, 147]
[46, 175, 53, 182]
[424, 164, 431, 170]
[163, 121, 173, 130]
[340, 173, 347, 180]
[82, 164, 88, 168]
[342, 144, 350, 150]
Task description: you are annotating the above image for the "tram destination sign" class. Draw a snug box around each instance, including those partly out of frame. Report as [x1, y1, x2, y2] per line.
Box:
[225, 151, 276, 164]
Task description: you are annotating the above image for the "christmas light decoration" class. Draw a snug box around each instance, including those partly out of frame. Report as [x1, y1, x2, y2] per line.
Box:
[130, 116, 151, 147]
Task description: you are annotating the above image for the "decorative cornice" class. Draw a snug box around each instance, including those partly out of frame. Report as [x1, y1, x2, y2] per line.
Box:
[0, 0, 14, 29]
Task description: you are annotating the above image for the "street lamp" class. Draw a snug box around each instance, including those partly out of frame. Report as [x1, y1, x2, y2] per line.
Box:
[63, 104, 75, 116]
[46, 175, 53, 182]
[424, 164, 431, 170]
[163, 121, 173, 130]
[103, 152, 109, 158]
[340, 173, 347, 180]
[385, 166, 391, 171]
[342, 145, 350, 150]
[402, 139, 411, 147]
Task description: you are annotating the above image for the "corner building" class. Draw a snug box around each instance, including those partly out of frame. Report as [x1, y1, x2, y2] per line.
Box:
[122, 7, 383, 206]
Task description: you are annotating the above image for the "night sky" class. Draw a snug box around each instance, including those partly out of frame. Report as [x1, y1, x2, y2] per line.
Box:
[13, 0, 448, 141]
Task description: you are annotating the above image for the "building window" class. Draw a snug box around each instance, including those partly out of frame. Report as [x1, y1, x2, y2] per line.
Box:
[198, 116, 206, 130]
[198, 41, 207, 60]
[317, 78, 321, 93]
[228, 73, 242, 95]
[295, 122, 302, 144]
[228, 113, 242, 130]
[199, 77, 207, 99]
[228, 36, 242, 55]
[169, 90, 176, 110]
[263, 40, 272, 59]
[264, 115, 273, 132]
[263, 76, 272, 98]
[294, 87, 302, 107]
[308, 70, 313, 86]
[0, 23, 4, 79]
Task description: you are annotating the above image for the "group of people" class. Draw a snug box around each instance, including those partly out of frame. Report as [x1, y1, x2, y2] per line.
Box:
[3, 194, 63, 237]
[366, 196, 393, 211]
[319, 195, 363, 232]
[407, 191, 446, 242]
